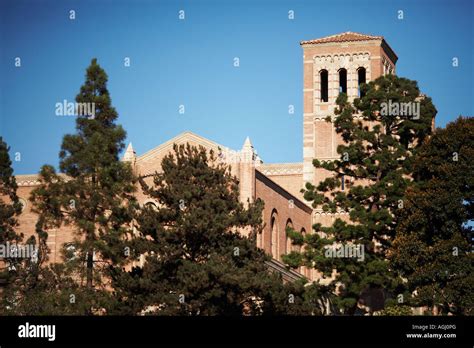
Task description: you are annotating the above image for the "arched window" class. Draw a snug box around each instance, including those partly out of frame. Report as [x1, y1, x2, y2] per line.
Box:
[18, 198, 27, 213]
[285, 219, 293, 254]
[339, 68, 347, 94]
[145, 201, 158, 211]
[357, 67, 366, 97]
[270, 210, 279, 258]
[320, 69, 328, 102]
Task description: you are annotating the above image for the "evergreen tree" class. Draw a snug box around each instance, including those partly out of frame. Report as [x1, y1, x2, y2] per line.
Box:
[0, 219, 81, 315]
[389, 116, 474, 315]
[26, 58, 137, 314]
[0, 139, 57, 314]
[0, 137, 23, 287]
[284, 75, 436, 314]
[0, 137, 22, 245]
[111, 144, 319, 315]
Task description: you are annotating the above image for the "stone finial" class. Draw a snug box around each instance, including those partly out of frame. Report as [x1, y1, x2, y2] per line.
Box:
[122, 142, 136, 162]
[242, 136, 253, 151]
[241, 136, 255, 163]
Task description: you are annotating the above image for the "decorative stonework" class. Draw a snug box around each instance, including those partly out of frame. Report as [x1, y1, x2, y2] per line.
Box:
[259, 163, 303, 176]
[318, 158, 340, 164]
[16, 174, 69, 187]
[313, 210, 350, 216]
[16, 178, 41, 187]
[382, 55, 394, 75]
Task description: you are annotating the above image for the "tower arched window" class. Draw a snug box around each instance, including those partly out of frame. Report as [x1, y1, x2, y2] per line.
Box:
[339, 68, 347, 94]
[357, 67, 366, 97]
[320, 69, 328, 102]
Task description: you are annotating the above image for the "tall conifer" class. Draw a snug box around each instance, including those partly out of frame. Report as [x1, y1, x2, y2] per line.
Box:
[284, 75, 436, 314]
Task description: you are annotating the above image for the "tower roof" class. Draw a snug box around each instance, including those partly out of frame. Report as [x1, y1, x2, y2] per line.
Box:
[300, 31, 397, 63]
[300, 31, 383, 45]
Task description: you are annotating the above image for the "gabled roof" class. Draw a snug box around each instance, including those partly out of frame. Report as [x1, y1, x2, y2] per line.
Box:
[300, 31, 383, 45]
[136, 131, 233, 163]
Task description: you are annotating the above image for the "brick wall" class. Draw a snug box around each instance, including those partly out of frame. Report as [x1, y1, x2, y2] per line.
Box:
[15, 185, 75, 264]
[255, 170, 312, 277]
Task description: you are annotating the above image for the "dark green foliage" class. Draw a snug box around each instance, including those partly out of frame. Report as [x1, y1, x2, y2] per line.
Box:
[0, 137, 22, 245]
[287, 75, 436, 314]
[2, 262, 113, 315]
[390, 117, 474, 315]
[0, 218, 110, 315]
[110, 144, 319, 315]
[282, 226, 304, 269]
[0, 137, 23, 291]
[376, 304, 413, 316]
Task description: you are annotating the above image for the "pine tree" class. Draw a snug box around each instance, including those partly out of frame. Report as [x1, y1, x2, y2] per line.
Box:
[0, 137, 22, 245]
[27, 58, 137, 314]
[389, 117, 474, 315]
[110, 144, 318, 315]
[284, 74, 436, 314]
[0, 223, 80, 315]
[0, 137, 23, 286]
[0, 139, 53, 314]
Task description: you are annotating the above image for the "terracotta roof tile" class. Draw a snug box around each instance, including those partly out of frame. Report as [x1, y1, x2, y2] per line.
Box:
[300, 31, 383, 45]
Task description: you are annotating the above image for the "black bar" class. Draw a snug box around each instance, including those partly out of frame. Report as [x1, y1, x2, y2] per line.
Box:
[0, 316, 471, 346]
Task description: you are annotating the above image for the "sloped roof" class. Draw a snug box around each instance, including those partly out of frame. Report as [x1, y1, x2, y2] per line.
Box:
[300, 31, 383, 45]
[301, 31, 398, 63]
[136, 131, 233, 164]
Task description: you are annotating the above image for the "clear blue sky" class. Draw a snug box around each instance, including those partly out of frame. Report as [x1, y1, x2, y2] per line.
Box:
[1, 0, 473, 175]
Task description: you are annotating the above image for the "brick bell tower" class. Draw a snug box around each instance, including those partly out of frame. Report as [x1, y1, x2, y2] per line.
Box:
[300, 32, 398, 186]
